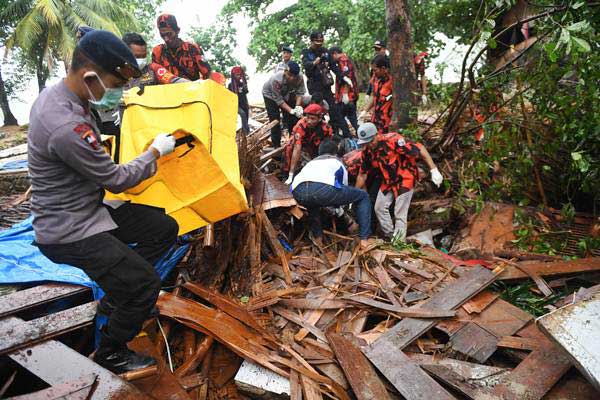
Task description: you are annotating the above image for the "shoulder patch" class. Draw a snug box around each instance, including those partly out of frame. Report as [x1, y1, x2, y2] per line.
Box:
[74, 123, 99, 150]
[397, 138, 406, 147]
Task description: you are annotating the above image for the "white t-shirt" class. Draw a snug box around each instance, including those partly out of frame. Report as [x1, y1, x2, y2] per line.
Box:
[291, 155, 348, 191]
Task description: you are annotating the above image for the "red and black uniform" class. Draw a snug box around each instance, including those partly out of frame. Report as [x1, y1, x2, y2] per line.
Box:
[360, 132, 422, 197]
[371, 72, 393, 134]
[283, 118, 333, 171]
[332, 55, 359, 103]
[152, 41, 211, 81]
[343, 149, 363, 178]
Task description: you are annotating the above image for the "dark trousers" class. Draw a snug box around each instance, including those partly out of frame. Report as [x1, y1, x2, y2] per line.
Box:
[336, 102, 358, 138]
[264, 96, 299, 148]
[308, 85, 344, 137]
[38, 203, 179, 347]
[238, 106, 250, 134]
[293, 182, 371, 239]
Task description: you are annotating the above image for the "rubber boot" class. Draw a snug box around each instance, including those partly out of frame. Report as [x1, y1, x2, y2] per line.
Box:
[94, 331, 156, 374]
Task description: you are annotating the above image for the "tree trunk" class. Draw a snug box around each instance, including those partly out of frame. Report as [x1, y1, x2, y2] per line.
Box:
[0, 63, 18, 126]
[36, 58, 48, 93]
[385, 0, 417, 129]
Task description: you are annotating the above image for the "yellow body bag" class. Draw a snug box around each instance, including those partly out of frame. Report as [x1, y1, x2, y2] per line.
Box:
[105, 80, 248, 234]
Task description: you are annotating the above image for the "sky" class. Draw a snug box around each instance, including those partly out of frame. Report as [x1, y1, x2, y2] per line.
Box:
[1, 0, 468, 124]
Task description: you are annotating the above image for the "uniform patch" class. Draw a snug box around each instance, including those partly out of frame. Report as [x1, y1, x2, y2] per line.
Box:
[397, 138, 406, 147]
[74, 123, 99, 150]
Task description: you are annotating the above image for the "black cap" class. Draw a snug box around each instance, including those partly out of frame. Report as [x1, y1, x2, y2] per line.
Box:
[78, 30, 141, 79]
[287, 61, 300, 75]
[373, 40, 386, 49]
[310, 31, 324, 41]
[281, 45, 293, 53]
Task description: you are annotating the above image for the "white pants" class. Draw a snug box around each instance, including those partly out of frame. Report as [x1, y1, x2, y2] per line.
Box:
[374, 189, 414, 239]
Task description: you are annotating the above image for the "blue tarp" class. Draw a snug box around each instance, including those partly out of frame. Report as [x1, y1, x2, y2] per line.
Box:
[0, 216, 189, 300]
[0, 159, 28, 170]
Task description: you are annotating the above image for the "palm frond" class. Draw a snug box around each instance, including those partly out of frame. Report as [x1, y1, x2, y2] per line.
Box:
[10, 7, 45, 51]
[0, 0, 35, 24]
[71, 1, 120, 34]
[32, 0, 63, 29]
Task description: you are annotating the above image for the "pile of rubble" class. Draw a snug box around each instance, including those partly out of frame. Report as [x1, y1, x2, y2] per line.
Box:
[0, 110, 599, 399]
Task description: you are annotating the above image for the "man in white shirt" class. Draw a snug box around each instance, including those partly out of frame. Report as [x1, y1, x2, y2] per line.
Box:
[291, 140, 371, 247]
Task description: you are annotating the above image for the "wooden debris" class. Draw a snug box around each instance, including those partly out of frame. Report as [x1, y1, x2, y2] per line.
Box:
[499, 257, 600, 280]
[327, 333, 391, 400]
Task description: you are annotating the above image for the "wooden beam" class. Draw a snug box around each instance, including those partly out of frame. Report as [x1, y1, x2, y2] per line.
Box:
[327, 333, 391, 400]
[0, 302, 96, 355]
[499, 258, 600, 280]
[0, 283, 88, 318]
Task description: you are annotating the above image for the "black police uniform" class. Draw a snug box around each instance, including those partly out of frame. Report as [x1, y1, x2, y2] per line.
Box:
[300, 47, 344, 136]
[28, 30, 178, 374]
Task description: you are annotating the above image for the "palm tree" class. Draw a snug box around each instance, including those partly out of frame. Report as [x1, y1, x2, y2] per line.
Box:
[1, 0, 138, 92]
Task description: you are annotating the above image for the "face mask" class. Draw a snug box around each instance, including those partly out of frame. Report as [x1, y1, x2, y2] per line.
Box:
[83, 71, 124, 110]
[136, 58, 148, 70]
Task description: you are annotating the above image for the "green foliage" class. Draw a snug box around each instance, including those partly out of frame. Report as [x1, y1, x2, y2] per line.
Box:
[223, 0, 479, 73]
[191, 17, 241, 74]
[452, 1, 599, 213]
[495, 281, 563, 317]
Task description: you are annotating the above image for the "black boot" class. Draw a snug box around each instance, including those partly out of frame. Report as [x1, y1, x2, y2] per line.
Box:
[94, 333, 156, 374]
[97, 296, 159, 318]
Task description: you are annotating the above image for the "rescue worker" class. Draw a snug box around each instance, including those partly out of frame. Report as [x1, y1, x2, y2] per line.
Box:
[355, 123, 443, 240]
[284, 103, 333, 184]
[262, 61, 306, 148]
[123, 32, 188, 88]
[329, 46, 359, 138]
[228, 65, 250, 134]
[414, 51, 429, 105]
[365, 40, 389, 100]
[152, 14, 211, 81]
[275, 45, 293, 72]
[360, 55, 393, 134]
[291, 139, 371, 248]
[28, 30, 179, 374]
[301, 32, 343, 136]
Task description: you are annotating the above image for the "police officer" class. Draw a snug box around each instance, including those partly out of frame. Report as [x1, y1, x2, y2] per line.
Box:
[28, 30, 179, 373]
[275, 45, 293, 73]
[301, 32, 344, 136]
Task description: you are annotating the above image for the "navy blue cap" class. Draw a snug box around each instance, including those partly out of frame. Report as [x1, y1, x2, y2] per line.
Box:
[287, 61, 300, 75]
[310, 31, 324, 41]
[78, 30, 141, 79]
[77, 26, 94, 39]
[282, 45, 293, 53]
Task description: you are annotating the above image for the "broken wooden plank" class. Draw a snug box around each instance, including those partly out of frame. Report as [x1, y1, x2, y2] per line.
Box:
[406, 353, 510, 385]
[449, 322, 498, 363]
[497, 336, 542, 351]
[343, 295, 456, 318]
[9, 340, 145, 399]
[294, 251, 353, 341]
[327, 333, 391, 400]
[499, 257, 600, 280]
[0, 302, 96, 355]
[391, 259, 435, 279]
[366, 344, 456, 400]
[8, 374, 97, 400]
[0, 283, 88, 318]
[461, 290, 499, 314]
[364, 266, 497, 397]
[422, 364, 494, 400]
[491, 324, 571, 400]
[372, 263, 403, 307]
[300, 374, 323, 400]
[259, 209, 293, 284]
[273, 307, 327, 342]
[538, 291, 600, 391]
[280, 298, 349, 310]
[368, 265, 497, 351]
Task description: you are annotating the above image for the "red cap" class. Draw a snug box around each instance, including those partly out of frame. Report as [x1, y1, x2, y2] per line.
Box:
[231, 66, 243, 75]
[304, 104, 324, 116]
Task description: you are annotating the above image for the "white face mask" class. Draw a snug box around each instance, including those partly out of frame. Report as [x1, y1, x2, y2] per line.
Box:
[136, 58, 148, 70]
